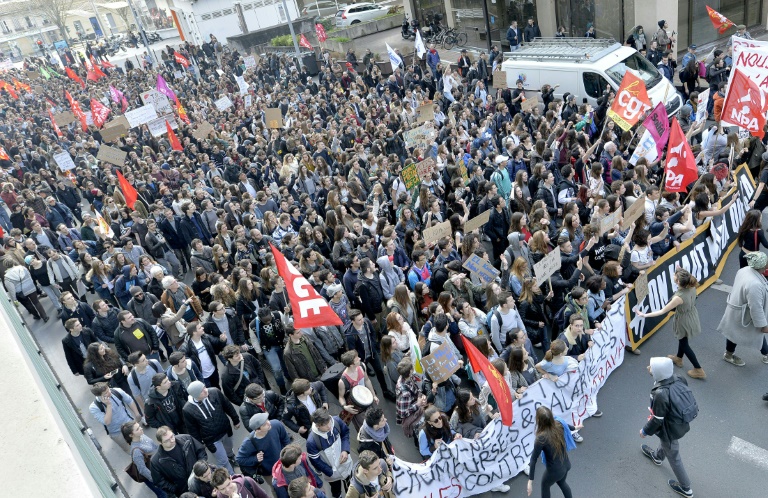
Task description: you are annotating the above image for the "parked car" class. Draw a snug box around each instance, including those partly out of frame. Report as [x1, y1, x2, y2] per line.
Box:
[302, 1, 345, 18]
[334, 2, 389, 27]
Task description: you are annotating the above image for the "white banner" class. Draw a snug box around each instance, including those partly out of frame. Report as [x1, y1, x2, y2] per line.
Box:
[53, 151, 76, 171]
[236, 75, 249, 96]
[125, 104, 158, 128]
[215, 96, 233, 111]
[629, 129, 659, 165]
[393, 297, 628, 497]
[141, 88, 173, 115]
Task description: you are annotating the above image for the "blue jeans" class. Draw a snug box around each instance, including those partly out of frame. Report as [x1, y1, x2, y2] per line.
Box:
[212, 436, 234, 474]
[263, 347, 286, 391]
[144, 480, 167, 498]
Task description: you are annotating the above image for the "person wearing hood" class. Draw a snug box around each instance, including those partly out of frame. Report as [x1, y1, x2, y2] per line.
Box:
[145, 372, 188, 433]
[236, 412, 291, 479]
[355, 258, 386, 331]
[356, 407, 394, 459]
[191, 238, 217, 273]
[183, 381, 241, 475]
[306, 408, 354, 498]
[210, 466, 268, 498]
[376, 255, 404, 301]
[127, 285, 160, 326]
[640, 357, 695, 498]
[345, 450, 395, 498]
[115, 264, 146, 309]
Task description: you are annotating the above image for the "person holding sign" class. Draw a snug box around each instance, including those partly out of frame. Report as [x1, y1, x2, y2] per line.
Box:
[636, 269, 705, 380]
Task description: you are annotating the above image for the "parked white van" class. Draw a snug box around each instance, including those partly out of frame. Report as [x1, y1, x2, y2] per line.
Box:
[500, 38, 682, 117]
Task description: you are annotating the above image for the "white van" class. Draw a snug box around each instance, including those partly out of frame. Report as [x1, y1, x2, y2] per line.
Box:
[500, 38, 682, 117]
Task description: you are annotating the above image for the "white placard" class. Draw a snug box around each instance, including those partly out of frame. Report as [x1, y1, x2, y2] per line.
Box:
[243, 55, 257, 69]
[236, 75, 249, 96]
[125, 104, 158, 128]
[141, 88, 173, 115]
[148, 115, 178, 137]
[215, 96, 233, 111]
[53, 151, 76, 171]
[244, 95, 252, 108]
[173, 71, 183, 79]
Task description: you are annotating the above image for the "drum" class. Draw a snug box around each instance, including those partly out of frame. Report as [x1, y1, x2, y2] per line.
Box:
[350, 385, 374, 411]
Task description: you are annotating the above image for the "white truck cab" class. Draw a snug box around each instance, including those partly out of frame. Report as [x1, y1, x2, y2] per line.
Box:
[500, 38, 683, 117]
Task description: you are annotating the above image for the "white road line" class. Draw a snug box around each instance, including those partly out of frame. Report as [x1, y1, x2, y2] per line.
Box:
[727, 436, 768, 471]
[710, 283, 733, 293]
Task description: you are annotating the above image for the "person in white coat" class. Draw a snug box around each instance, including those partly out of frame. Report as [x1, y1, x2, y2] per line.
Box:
[3, 260, 48, 321]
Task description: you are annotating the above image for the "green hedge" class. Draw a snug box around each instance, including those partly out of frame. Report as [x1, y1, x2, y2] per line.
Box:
[270, 35, 294, 46]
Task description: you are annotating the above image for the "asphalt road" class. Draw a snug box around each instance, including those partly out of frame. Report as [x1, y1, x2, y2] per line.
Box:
[20, 233, 768, 497]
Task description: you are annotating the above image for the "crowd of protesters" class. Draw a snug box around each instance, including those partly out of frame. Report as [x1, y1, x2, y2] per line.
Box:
[0, 16, 763, 498]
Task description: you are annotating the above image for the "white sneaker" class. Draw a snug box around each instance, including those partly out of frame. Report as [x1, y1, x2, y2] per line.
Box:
[522, 464, 530, 476]
[762, 354, 768, 364]
[491, 484, 510, 492]
[571, 430, 584, 443]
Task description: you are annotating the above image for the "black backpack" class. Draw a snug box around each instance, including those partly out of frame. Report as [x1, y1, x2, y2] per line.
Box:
[664, 376, 699, 424]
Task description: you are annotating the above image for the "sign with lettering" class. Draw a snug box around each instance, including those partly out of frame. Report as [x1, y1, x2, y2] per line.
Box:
[244, 55, 259, 69]
[423, 220, 452, 245]
[96, 145, 127, 166]
[415, 103, 434, 123]
[192, 121, 215, 140]
[401, 163, 420, 190]
[463, 253, 500, 284]
[141, 88, 173, 115]
[464, 210, 491, 233]
[125, 104, 158, 128]
[600, 207, 623, 236]
[404, 123, 436, 151]
[416, 157, 435, 181]
[265, 108, 283, 129]
[622, 195, 646, 229]
[420, 341, 461, 385]
[53, 151, 76, 171]
[521, 96, 539, 113]
[533, 246, 561, 284]
[148, 115, 178, 137]
[214, 96, 234, 111]
[100, 124, 128, 143]
[493, 70, 507, 89]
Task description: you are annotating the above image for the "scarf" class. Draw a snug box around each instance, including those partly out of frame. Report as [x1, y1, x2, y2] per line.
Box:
[361, 420, 390, 443]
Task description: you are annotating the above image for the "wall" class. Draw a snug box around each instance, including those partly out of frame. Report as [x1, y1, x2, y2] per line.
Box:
[227, 16, 316, 53]
[634, 0, 679, 59]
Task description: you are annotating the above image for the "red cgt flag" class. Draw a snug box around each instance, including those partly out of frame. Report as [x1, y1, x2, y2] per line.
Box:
[65, 67, 85, 89]
[166, 120, 184, 151]
[269, 242, 343, 328]
[607, 70, 651, 131]
[706, 6, 735, 34]
[299, 34, 313, 50]
[721, 68, 766, 138]
[664, 118, 699, 192]
[174, 52, 190, 68]
[116, 170, 138, 209]
[90, 99, 111, 128]
[461, 335, 513, 426]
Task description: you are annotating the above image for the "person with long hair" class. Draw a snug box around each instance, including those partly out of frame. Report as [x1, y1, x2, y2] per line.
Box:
[121, 421, 166, 497]
[527, 406, 575, 498]
[449, 388, 494, 440]
[418, 406, 462, 460]
[636, 268, 705, 379]
[84, 342, 131, 395]
[507, 346, 542, 397]
[380, 336, 403, 397]
[386, 311, 412, 353]
[737, 209, 768, 268]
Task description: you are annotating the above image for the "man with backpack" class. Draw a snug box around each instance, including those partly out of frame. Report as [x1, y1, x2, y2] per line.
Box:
[640, 357, 696, 498]
[88, 382, 141, 452]
[489, 291, 526, 352]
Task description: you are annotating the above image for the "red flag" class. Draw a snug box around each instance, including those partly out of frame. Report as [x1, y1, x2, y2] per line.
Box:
[315, 23, 327, 42]
[606, 71, 651, 131]
[269, 242, 343, 328]
[461, 336, 513, 426]
[0, 81, 18, 99]
[66, 91, 88, 132]
[100, 60, 116, 69]
[176, 101, 190, 124]
[664, 118, 699, 192]
[721, 68, 766, 138]
[48, 109, 63, 138]
[0, 147, 10, 161]
[13, 79, 30, 92]
[116, 170, 138, 209]
[166, 121, 183, 151]
[90, 99, 111, 128]
[174, 53, 190, 68]
[64, 90, 75, 106]
[121, 97, 128, 113]
[299, 34, 313, 50]
[706, 6, 735, 34]
[65, 67, 85, 89]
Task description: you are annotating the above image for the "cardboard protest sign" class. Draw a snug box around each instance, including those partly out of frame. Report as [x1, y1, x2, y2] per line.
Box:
[401, 163, 420, 190]
[214, 96, 234, 111]
[96, 145, 127, 165]
[53, 111, 75, 125]
[403, 123, 436, 151]
[53, 151, 76, 171]
[100, 124, 129, 143]
[420, 341, 461, 384]
[600, 207, 622, 236]
[493, 70, 508, 89]
[622, 195, 646, 229]
[533, 246, 561, 284]
[464, 210, 490, 233]
[463, 253, 500, 284]
[125, 104, 158, 128]
[415, 103, 434, 123]
[423, 220, 452, 245]
[265, 108, 283, 128]
[634, 271, 649, 304]
[104, 116, 129, 129]
[192, 121, 215, 140]
[416, 157, 435, 181]
[521, 96, 539, 113]
[26, 70, 40, 80]
[141, 89, 173, 115]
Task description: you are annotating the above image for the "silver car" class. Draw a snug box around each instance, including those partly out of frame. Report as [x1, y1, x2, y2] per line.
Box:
[302, 1, 345, 18]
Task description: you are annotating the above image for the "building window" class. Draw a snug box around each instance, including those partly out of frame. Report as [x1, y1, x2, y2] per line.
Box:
[12, 17, 22, 30]
[277, 4, 286, 21]
[25, 16, 34, 28]
[0, 20, 10, 34]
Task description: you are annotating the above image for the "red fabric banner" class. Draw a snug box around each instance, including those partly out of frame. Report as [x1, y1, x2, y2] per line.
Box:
[117, 171, 138, 209]
[461, 335, 513, 426]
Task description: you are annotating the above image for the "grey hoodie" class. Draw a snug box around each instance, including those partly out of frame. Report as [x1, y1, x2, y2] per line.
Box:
[650, 357, 674, 383]
[377, 255, 404, 299]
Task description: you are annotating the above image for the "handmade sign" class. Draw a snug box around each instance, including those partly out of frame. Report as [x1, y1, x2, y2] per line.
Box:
[420, 341, 461, 385]
[125, 104, 158, 128]
[53, 111, 75, 125]
[415, 103, 434, 123]
[423, 220, 452, 245]
[463, 253, 500, 284]
[104, 116, 129, 129]
[214, 96, 234, 111]
[634, 271, 649, 304]
[493, 70, 508, 89]
[141, 88, 173, 115]
[600, 208, 623, 236]
[521, 96, 539, 113]
[265, 108, 283, 129]
[622, 195, 646, 229]
[401, 163, 420, 190]
[416, 157, 435, 181]
[533, 246, 561, 284]
[464, 210, 491, 233]
[53, 151, 76, 171]
[148, 115, 178, 137]
[404, 123, 436, 151]
[26, 70, 40, 80]
[192, 121, 215, 140]
[100, 124, 129, 143]
[243, 55, 259, 69]
[96, 145, 127, 165]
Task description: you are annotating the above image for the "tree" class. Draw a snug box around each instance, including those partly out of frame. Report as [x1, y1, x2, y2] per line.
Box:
[100, 4, 133, 33]
[29, 0, 79, 43]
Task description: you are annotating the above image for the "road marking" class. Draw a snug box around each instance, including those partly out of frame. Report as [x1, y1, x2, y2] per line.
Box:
[727, 436, 768, 471]
[710, 283, 732, 293]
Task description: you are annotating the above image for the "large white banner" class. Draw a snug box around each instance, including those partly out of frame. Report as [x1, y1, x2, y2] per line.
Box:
[392, 297, 628, 497]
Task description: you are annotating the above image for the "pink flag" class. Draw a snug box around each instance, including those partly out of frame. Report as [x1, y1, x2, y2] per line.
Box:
[641, 102, 670, 158]
[109, 85, 124, 104]
[156, 74, 178, 103]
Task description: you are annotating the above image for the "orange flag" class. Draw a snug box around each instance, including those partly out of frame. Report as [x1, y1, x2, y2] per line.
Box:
[13, 79, 30, 92]
[0, 81, 18, 99]
[706, 6, 735, 34]
[166, 121, 183, 151]
[116, 170, 138, 209]
[0, 147, 10, 161]
[606, 70, 651, 131]
[461, 335, 513, 426]
[176, 101, 190, 124]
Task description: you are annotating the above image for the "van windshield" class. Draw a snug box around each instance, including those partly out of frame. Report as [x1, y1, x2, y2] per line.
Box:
[605, 53, 663, 89]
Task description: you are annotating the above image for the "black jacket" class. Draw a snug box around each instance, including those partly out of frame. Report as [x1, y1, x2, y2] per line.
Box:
[221, 355, 267, 405]
[240, 391, 286, 430]
[283, 337, 327, 381]
[181, 334, 226, 374]
[179, 212, 212, 245]
[114, 318, 159, 361]
[356, 274, 384, 318]
[145, 382, 188, 433]
[642, 376, 692, 442]
[204, 313, 246, 346]
[62, 328, 98, 375]
[281, 382, 328, 436]
[144, 230, 169, 259]
[150, 434, 208, 495]
[183, 387, 240, 450]
[158, 216, 186, 250]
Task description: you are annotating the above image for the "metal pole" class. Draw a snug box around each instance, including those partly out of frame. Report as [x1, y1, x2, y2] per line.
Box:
[281, 0, 303, 69]
[480, 0, 492, 52]
[126, 0, 154, 64]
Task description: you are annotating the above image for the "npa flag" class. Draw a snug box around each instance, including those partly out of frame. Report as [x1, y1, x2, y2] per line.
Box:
[386, 43, 402, 68]
[461, 336, 513, 426]
[641, 102, 670, 158]
[90, 99, 111, 128]
[299, 34, 313, 50]
[721, 68, 766, 138]
[664, 118, 699, 192]
[269, 242, 343, 328]
[315, 23, 327, 42]
[606, 71, 651, 131]
[415, 29, 427, 59]
[166, 120, 183, 151]
[116, 170, 138, 209]
[65, 67, 85, 88]
[0, 147, 9, 161]
[66, 91, 88, 132]
[157, 74, 178, 103]
[706, 6, 735, 34]
[174, 52, 190, 68]
[13, 79, 30, 92]
[48, 109, 63, 138]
